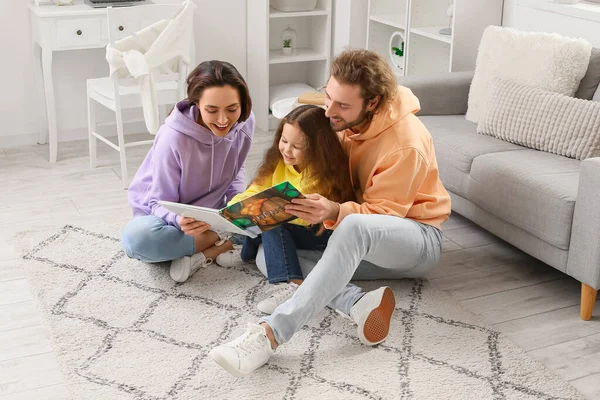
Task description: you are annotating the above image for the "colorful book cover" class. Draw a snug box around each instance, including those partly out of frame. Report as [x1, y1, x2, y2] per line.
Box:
[219, 181, 304, 233]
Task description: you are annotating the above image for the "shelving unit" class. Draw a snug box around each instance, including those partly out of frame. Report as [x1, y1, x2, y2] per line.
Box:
[410, 26, 452, 44]
[367, 0, 503, 77]
[367, 0, 409, 77]
[248, 0, 332, 131]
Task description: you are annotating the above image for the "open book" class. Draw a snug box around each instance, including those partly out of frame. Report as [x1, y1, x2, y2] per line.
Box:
[158, 181, 304, 238]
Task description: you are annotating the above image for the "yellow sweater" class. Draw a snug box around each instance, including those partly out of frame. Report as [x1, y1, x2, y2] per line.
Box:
[229, 160, 312, 226]
[324, 85, 451, 231]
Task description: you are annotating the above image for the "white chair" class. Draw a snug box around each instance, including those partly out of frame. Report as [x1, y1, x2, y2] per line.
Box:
[87, 2, 193, 189]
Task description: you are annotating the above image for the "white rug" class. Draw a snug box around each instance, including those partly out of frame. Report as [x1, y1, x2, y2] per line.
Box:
[16, 221, 586, 400]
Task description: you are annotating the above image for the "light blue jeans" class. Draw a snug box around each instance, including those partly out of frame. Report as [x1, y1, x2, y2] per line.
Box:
[121, 215, 195, 263]
[261, 214, 443, 345]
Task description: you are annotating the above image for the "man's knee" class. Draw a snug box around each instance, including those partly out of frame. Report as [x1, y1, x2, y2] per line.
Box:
[333, 214, 367, 240]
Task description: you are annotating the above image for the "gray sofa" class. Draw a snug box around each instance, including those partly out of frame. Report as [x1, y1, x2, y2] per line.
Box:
[398, 54, 600, 321]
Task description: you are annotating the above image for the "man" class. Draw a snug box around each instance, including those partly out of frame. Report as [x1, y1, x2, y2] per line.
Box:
[209, 49, 451, 377]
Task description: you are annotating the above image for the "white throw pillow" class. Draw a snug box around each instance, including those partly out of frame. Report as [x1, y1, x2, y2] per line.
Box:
[466, 26, 592, 123]
[478, 79, 600, 160]
[269, 83, 315, 111]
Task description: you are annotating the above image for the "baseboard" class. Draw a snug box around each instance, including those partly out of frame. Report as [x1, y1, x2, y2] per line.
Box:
[0, 120, 149, 149]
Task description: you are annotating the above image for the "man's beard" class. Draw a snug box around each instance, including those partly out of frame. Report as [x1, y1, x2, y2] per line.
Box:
[329, 106, 371, 132]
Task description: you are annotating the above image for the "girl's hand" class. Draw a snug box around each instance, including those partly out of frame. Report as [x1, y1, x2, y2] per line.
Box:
[179, 217, 212, 236]
[285, 194, 340, 224]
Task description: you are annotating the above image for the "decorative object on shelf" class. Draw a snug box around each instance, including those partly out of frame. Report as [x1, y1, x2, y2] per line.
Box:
[271, 0, 317, 12]
[388, 31, 405, 74]
[283, 39, 292, 55]
[439, 2, 454, 36]
[281, 25, 297, 56]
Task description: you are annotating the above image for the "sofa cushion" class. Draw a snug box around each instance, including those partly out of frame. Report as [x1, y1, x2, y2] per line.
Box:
[467, 150, 580, 250]
[466, 26, 592, 123]
[478, 79, 600, 160]
[575, 47, 600, 100]
[421, 115, 527, 197]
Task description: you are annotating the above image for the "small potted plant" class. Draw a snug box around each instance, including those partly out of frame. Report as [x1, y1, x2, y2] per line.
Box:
[391, 42, 404, 70]
[281, 25, 296, 56]
[282, 38, 292, 56]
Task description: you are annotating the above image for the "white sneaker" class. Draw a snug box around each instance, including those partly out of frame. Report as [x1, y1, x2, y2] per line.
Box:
[169, 252, 212, 283]
[349, 286, 395, 346]
[215, 245, 253, 267]
[257, 282, 299, 315]
[209, 323, 275, 377]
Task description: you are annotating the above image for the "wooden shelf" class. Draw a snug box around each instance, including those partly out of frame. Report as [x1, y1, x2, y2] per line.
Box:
[369, 13, 407, 30]
[269, 48, 328, 64]
[269, 7, 329, 18]
[410, 26, 452, 44]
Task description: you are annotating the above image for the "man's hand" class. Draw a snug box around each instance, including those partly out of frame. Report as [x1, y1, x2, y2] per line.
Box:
[285, 194, 340, 224]
[179, 216, 211, 236]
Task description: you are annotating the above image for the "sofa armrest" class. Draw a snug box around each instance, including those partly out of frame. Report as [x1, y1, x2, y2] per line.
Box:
[397, 71, 474, 116]
[567, 157, 600, 290]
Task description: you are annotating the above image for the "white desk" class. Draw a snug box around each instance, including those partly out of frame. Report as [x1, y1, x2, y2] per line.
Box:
[29, 1, 144, 163]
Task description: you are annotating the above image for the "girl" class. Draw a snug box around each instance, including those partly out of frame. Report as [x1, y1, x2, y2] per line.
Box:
[121, 60, 254, 283]
[216, 105, 354, 314]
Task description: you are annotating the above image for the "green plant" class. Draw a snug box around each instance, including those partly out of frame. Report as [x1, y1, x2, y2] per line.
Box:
[392, 42, 404, 57]
[283, 38, 292, 48]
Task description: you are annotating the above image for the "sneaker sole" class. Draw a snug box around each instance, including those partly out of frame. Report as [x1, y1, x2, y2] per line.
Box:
[209, 349, 249, 378]
[361, 287, 395, 345]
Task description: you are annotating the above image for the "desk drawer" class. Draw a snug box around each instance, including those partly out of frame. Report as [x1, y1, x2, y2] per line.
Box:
[55, 17, 104, 49]
[101, 19, 141, 42]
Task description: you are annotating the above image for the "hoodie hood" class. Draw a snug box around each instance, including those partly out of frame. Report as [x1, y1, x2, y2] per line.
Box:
[346, 85, 421, 141]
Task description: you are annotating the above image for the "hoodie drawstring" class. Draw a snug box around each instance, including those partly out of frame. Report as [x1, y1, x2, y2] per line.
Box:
[348, 139, 355, 190]
[209, 135, 214, 193]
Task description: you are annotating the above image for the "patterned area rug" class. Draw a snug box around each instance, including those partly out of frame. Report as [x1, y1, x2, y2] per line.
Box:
[16, 222, 585, 400]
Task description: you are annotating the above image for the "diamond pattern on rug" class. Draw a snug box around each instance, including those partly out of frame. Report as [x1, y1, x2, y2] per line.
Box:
[62, 278, 162, 329]
[22, 225, 586, 400]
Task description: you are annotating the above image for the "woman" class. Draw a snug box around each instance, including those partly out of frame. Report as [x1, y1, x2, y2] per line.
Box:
[121, 60, 254, 283]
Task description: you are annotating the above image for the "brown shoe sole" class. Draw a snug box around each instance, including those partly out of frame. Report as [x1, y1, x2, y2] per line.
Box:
[363, 287, 396, 344]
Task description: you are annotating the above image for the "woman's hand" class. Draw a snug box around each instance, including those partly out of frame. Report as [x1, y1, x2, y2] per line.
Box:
[179, 216, 211, 236]
[285, 194, 340, 224]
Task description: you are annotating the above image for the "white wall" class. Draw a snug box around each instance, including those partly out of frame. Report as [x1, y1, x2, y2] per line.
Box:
[503, 0, 600, 47]
[0, 0, 246, 148]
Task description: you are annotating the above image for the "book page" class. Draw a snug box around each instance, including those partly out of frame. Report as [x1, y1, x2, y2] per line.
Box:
[219, 181, 304, 233]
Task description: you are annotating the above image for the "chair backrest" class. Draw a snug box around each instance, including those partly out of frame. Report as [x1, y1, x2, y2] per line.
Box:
[106, 3, 186, 46]
[106, 2, 193, 98]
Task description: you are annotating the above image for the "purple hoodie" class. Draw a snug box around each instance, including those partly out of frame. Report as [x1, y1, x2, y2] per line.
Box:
[128, 100, 255, 229]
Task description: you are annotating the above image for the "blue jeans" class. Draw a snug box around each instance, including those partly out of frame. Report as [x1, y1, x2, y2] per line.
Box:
[121, 215, 194, 262]
[261, 214, 443, 345]
[241, 224, 332, 284]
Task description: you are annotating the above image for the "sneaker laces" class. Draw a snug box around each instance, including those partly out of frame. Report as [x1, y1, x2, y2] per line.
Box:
[214, 231, 233, 247]
[236, 324, 268, 356]
[190, 256, 213, 275]
[269, 282, 298, 303]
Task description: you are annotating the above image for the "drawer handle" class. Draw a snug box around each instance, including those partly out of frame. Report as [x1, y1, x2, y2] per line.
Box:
[119, 25, 124, 31]
[76, 30, 82, 36]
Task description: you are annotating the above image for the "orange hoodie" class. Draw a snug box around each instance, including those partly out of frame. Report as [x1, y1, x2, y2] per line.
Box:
[324, 86, 451, 231]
